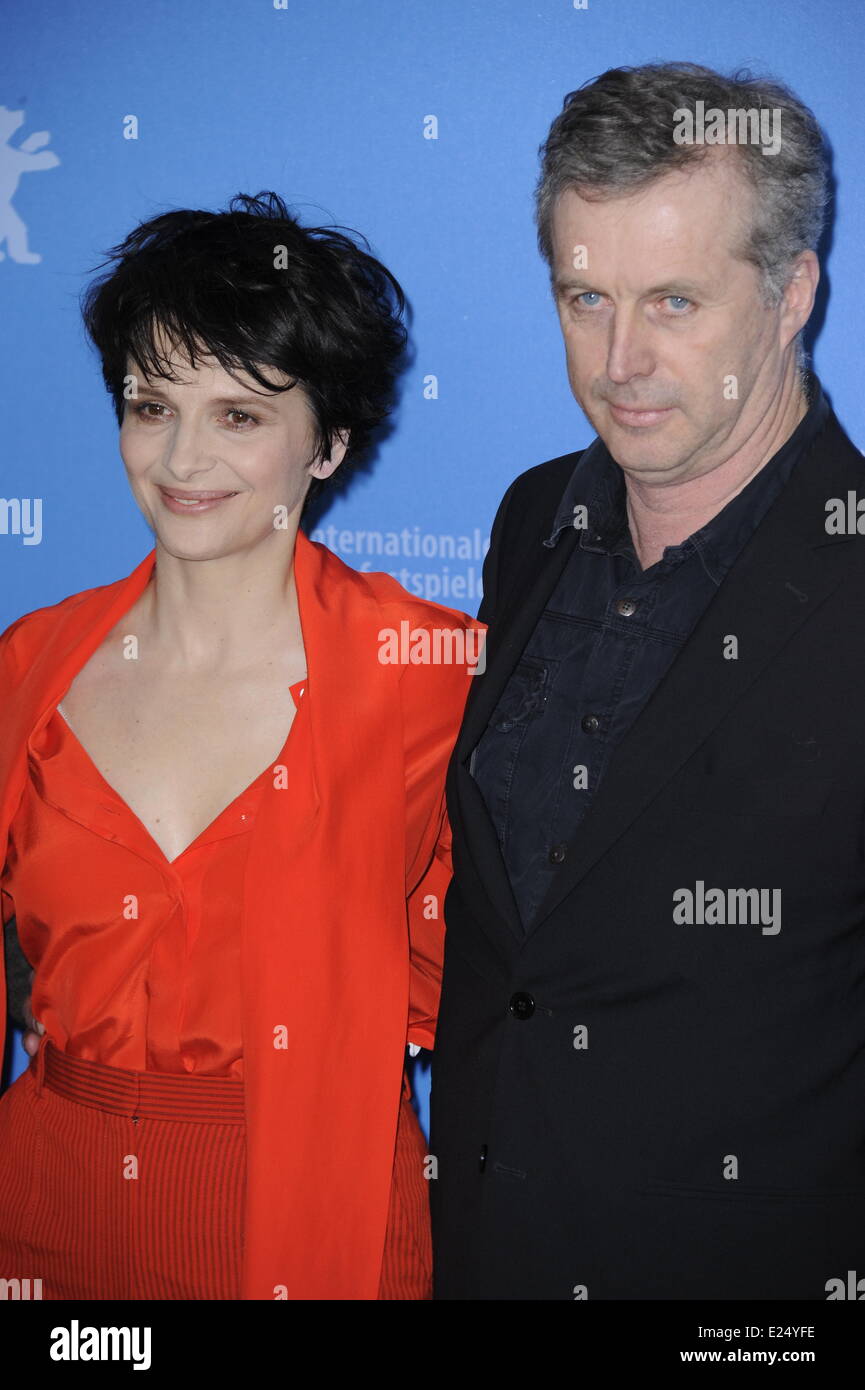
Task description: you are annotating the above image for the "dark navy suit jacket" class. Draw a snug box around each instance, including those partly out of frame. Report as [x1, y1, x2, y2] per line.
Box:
[431, 399, 865, 1299]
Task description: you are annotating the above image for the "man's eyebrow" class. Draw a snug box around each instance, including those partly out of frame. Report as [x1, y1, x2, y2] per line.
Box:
[552, 276, 594, 295]
[552, 275, 709, 298]
[641, 279, 708, 298]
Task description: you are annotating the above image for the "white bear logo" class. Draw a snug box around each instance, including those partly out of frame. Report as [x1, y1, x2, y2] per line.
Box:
[0, 105, 60, 264]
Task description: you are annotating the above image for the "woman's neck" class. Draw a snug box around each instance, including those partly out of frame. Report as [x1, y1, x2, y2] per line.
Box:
[137, 526, 305, 673]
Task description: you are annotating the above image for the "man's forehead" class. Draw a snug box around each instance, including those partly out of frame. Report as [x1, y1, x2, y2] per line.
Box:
[549, 165, 750, 281]
[550, 152, 750, 239]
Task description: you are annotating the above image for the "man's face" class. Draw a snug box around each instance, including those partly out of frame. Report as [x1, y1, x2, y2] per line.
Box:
[549, 152, 801, 484]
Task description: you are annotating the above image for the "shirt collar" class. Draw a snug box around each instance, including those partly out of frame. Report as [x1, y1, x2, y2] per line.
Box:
[543, 373, 830, 581]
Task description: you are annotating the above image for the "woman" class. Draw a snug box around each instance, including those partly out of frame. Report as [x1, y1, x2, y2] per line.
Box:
[0, 192, 483, 1299]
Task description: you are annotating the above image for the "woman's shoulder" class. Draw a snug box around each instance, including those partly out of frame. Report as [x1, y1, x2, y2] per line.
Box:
[308, 532, 484, 635]
[331, 554, 486, 688]
[371, 574, 484, 638]
[0, 569, 134, 676]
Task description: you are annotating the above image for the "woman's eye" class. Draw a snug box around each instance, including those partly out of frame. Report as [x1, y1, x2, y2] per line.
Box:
[131, 401, 166, 421]
[128, 403, 257, 428]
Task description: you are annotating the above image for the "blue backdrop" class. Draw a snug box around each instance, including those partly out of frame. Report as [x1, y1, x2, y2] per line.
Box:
[2, 0, 863, 1132]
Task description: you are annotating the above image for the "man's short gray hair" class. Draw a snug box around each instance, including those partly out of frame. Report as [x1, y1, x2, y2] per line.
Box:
[535, 62, 830, 309]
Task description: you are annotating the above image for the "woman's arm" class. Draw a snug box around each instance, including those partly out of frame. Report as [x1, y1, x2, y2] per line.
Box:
[1, 612, 47, 1055]
[406, 805, 452, 1052]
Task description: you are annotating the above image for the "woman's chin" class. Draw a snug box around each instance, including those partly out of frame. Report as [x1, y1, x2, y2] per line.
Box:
[150, 525, 290, 564]
[152, 528, 240, 562]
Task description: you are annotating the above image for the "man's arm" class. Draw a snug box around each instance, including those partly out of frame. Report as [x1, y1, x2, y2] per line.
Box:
[476, 474, 519, 628]
[3, 914, 32, 1032]
[3, 904, 42, 1054]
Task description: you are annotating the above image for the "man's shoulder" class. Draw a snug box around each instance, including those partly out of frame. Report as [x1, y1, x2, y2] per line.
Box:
[489, 444, 592, 548]
[505, 446, 589, 503]
[818, 402, 865, 470]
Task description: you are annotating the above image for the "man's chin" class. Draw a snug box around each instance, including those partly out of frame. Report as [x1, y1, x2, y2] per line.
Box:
[601, 423, 692, 477]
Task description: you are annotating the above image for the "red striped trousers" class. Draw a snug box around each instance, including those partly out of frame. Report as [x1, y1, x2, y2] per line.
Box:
[0, 1039, 431, 1299]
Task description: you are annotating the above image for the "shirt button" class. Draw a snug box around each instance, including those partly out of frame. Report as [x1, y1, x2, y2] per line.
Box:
[581, 714, 600, 734]
[508, 992, 536, 1020]
[615, 598, 638, 616]
[548, 843, 567, 864]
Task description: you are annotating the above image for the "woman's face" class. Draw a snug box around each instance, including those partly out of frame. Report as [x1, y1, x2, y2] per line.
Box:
[119, 342, 346, 561]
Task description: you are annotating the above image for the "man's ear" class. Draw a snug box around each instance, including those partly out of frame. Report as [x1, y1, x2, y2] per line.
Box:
[309, 429, 350, 481]
[779, 249, 819, 351]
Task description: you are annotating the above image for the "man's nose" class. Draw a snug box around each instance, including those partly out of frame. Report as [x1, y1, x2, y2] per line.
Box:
[605, 306, 655, 383]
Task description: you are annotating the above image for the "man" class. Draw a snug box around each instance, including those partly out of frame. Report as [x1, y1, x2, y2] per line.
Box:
[430, 61, 865, 1300]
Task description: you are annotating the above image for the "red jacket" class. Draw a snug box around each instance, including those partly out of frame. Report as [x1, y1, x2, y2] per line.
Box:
[0, 528, 483, 1298]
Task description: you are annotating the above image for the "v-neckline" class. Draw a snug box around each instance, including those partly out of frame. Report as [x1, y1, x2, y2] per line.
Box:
[51, 679, 306, 867]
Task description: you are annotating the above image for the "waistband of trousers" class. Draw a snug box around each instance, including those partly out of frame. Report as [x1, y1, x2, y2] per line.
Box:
[33, 1037, 246, 1124]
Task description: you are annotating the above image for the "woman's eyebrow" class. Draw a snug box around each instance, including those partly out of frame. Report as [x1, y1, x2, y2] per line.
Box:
[133, 385, 283, 413]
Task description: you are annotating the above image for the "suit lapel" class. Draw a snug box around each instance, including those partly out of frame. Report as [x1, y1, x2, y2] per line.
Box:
[455, 521, 580, 767]
[449, 490, 582, 943]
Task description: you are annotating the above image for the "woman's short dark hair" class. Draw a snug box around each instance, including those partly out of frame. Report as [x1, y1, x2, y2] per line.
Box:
[80, 191, 408, 498]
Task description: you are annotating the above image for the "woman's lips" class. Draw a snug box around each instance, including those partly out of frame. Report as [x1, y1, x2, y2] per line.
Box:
[158, 487, 239, 514]
[607, 403, 675, 428]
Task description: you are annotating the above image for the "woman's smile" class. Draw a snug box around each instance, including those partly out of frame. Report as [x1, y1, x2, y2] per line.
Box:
[157, 485, 240, 514]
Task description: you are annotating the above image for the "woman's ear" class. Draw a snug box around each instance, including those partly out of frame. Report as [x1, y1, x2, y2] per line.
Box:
[309, 428, 350, 480]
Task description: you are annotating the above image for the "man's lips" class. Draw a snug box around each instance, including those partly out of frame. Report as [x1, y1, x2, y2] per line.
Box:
[607, 402, 675, 428]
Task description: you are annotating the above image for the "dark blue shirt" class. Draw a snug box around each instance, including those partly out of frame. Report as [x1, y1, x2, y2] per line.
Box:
[471, 374, 830, 930]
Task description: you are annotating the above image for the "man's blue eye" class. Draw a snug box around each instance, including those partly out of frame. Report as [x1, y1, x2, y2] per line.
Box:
[665, 296, 691, 311]
[576, 292, 602, 307]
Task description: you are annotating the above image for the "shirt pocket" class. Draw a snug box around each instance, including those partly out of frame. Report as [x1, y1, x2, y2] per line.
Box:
[469, 658, 556, 849]
[486, 657, 551, 733]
